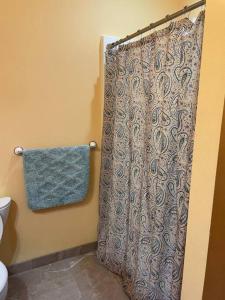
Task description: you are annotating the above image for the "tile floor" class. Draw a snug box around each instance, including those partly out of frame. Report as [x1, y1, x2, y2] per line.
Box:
[7, 252, 129, 300]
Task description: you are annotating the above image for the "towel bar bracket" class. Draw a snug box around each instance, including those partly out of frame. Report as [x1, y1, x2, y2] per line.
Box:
[14, 146, 24, 155]
[14, 141, 97, 155]
[89, 141, 97, 149]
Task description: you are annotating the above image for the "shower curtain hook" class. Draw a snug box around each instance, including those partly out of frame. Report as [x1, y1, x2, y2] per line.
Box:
[201, 2, 206, 11]
[140, 30, 143, 43]
[185, 8, 191, 21]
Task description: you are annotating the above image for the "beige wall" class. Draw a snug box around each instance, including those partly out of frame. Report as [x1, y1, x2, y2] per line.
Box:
[0, 0, 182, 264]
[181, 0, 225, 299]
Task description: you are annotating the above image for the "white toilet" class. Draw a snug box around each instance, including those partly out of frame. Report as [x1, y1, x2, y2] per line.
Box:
[0, 197, 11, 300]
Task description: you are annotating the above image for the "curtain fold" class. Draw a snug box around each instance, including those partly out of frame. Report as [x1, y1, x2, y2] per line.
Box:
[98, 12, 204, 300]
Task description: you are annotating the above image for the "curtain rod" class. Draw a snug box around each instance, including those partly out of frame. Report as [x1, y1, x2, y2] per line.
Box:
[109, 0, 206, 49]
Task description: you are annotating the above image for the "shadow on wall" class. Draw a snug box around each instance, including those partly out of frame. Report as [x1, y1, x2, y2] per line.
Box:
[0, 40, 103, 265]
[0, 200, 17, 265]
[203, 98, 225, 300]
[0, 154, 21, 264]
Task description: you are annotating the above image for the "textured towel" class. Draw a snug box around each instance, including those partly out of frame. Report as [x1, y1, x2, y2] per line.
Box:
[22, 145, 90, 210]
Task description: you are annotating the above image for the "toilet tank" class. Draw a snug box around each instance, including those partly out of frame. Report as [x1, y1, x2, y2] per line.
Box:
[0, 197, 11, 241]
[0, 197, 11, 226]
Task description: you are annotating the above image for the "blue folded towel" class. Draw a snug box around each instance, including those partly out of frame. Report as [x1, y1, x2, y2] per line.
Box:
[22, 145, 90, 210]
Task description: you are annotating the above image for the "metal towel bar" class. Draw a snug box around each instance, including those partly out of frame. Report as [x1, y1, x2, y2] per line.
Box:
[14, 141, 97, 155]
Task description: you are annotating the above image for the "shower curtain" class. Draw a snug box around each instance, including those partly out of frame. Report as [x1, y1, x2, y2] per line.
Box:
[98, 11, 204, 300]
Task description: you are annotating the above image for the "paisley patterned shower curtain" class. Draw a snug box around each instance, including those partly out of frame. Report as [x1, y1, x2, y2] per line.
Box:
[98, 12, 204, 300]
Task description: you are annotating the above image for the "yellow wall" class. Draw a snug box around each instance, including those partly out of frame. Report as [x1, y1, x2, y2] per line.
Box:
[0, 0, 182, 264]
[181, 0, 225, 299]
